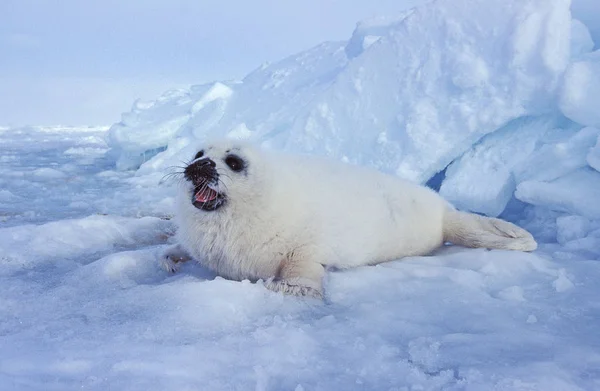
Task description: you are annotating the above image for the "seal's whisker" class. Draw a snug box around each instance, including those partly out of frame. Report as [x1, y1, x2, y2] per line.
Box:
[166, 164, 188, 170]
[160, 171, 186, 184]
[165, 171, 184, 175]
[215, 168, 232, 181]
[217, 179, 229, 192]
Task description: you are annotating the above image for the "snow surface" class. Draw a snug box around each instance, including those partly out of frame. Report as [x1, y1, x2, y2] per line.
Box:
[3, 0, 600, 389]
[1, 127, 599, 389]
[559, 50, 600, 128]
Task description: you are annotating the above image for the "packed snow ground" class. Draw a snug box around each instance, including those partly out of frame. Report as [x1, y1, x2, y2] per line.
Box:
[3, 0, 600, 389]
[1, 127, 599, 390]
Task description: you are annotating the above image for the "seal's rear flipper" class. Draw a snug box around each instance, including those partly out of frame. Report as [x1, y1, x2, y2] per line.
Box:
[443, 210, 537, 252]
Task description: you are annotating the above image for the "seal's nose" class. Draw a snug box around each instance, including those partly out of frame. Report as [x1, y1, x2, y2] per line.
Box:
[184, 158, 217, 183]
[197, 158, 216, 168]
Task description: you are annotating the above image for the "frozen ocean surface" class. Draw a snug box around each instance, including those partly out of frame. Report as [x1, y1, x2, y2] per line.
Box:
[1, 126, 599, 391]
[2, 0, 600, 389]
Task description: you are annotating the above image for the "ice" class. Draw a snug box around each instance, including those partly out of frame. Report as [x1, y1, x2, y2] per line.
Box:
[280, 0, 569, 183]
[516, 168, 600, 219]
[556, 215, 591, 244]
[439, 117, 556, 216]
[0, 215, 173, 271]
[588, 134, 600, 172]
[570, 19, 594, 58]
[497, 286, 526, 302]
[0, 189, 17, 202]
[344, 12, 412, 59]
[32, 167, 68, 180]
[4, 0, 600, 388]
[2, 124, 600, 389]
[513, 125, 600, 183]
[109, 0, 572, 185]
[564, 235, 600, 258]
[559, 51, 600, 128]
[438, 122, 599, 218]
[553, 269, 575, 292]
[108, 41, 349, 174]
[0, 126, 175, 227]
[571, 0, 600, 47]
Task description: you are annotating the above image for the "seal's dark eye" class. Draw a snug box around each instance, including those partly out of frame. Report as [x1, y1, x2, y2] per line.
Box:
[194, 150, 204, 160]
[225, 155, 245, 172]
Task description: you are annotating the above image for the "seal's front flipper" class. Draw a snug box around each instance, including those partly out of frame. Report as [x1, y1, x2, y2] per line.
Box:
[160, 244, 193, 273]
[264, 259, 325, 299]
[264, 278, 323, 299]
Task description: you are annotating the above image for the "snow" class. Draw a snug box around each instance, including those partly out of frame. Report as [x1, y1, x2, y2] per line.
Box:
[3, 0, 600, 389]
[559, 51, 600, 128]
[556, 215, 591, 245]
[571, 0, 600, 48]
[516, 168, 600, 219]
[513, 125, 600, 183]
[109, 0, 572, 185]
[439, 117, 556, 217]
[570, 19, 594, 59]
[588, 135, 600, 171]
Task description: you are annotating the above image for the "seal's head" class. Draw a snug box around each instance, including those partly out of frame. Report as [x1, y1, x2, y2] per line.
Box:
[182, 141, 257, 212]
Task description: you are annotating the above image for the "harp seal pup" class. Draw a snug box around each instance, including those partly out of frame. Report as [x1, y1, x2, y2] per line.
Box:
[162, 139, 537, 298]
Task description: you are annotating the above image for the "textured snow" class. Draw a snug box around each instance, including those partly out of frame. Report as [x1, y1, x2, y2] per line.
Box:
[588, 134, 600, 172]
[105, 0, 596, 221]
[3, 0, 600, 389]
[1, 127, 599, 389]
[556, 215, 591, 245]
[513, 126, 600, 183]
[439, 117, 556, 217]
[571, 0, 600, 48]
[559, 51, 600, 128]
[516, 168, 600, 219]
[109, 0, 571, 185]
[570, 19, 594, 59]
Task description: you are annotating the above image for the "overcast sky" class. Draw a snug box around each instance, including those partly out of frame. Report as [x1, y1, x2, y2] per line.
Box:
[0, 0, 425, 126]
[1, 0, 597, 126]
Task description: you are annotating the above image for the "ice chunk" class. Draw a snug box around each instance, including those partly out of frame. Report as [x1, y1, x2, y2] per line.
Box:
[344, 12, 413, 59]
[439, 117, 554, 216]
[553, 269, 574, 292]
[559, 51, 600, 128]
[108, 0, 572, 185]
[110, 41, 349, 174]
[284, 0, 572, 183]
[587, 134, 600, 172]
[571, 0, 600, 48]
[0, 215, 173, 268]
[497, 286, 526, 302]
[0, 189, 17, 202]
[570, 19, 594, 59]
[513, 126, 600, 183]
[108, 84, 226, 170]
[515, 168, 600, 219]
[555, 215, 590, 244]
[32, 167, 67, 180]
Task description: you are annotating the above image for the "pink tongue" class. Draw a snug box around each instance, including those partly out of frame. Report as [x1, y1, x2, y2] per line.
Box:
[195, 188, 218, 203]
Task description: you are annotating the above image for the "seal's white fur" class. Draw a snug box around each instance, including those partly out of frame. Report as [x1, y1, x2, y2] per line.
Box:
[163, 140, 537, 298]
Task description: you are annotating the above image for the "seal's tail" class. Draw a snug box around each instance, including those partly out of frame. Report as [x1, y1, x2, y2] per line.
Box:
[443, 209, 537, 252]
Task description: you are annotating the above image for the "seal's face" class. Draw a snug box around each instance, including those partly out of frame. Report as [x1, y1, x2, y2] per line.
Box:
[183, 144, 249, 211]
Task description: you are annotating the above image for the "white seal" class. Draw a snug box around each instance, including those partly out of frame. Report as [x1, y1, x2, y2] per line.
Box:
[162, 139, 537, 298]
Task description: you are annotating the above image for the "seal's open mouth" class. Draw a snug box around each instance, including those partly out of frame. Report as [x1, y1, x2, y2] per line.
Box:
[191, 182, 225, 211]
[195, 186, 218, 203]
[184, 156, 226, 211]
